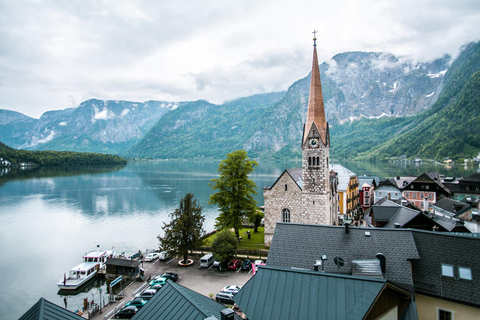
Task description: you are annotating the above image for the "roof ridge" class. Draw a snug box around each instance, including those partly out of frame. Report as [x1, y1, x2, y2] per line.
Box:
[165, 281, 214, 317]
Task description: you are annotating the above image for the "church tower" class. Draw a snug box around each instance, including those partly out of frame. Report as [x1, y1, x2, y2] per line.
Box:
[263, 32, 334, 247]
[301, 32, 331, 224]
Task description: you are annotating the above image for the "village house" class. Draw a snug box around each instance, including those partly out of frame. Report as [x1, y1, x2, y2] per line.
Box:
[358, 175, 378, 212]
[245, 222, 480, 320]
[401, 172, 451, 211]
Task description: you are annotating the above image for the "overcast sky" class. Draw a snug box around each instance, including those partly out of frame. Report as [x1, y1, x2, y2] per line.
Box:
[1, 0, 479, 118]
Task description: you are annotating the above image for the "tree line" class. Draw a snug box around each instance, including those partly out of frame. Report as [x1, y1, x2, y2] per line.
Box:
[0, 141, 127, 166]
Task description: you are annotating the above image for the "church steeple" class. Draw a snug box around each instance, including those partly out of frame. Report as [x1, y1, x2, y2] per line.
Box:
[303, 31, 328, 146]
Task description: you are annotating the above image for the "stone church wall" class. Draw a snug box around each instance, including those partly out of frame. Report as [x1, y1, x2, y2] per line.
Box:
[263, 172, 302, 246]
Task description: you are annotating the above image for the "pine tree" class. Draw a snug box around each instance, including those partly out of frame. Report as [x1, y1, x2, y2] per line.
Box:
[209, 150, 258, 238]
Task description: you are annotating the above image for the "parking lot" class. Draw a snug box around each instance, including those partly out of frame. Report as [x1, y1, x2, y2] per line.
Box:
[94, 255, 255, 319]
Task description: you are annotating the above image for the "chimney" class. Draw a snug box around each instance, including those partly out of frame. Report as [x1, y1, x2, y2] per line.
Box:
[344, 222, 350, 234]
[394, 223, 401, 228]
[220, 308, 235, 320]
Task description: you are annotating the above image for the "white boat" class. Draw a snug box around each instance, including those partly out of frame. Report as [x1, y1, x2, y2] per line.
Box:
[57, 249, 114, 290]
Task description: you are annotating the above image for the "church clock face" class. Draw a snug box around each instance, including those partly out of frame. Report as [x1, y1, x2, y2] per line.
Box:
[309, 138, 319, 148]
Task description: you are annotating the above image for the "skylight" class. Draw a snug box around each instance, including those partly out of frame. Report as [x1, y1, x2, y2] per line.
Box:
[441, 264, 454, 277]
[458, 267, 472, 280]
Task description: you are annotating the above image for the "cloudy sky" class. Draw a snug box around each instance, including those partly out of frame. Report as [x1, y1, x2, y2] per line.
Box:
[1, 0, 479, 118]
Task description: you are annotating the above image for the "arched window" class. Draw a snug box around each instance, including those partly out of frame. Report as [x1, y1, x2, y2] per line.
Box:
[308, 157, 311, 166]
[316, 157, 320, 165]
[282, 208, 291, 223]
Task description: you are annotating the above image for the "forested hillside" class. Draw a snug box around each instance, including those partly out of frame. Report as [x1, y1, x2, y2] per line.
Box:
[0, 142, 127, 166]
[331, 41, 480, 161]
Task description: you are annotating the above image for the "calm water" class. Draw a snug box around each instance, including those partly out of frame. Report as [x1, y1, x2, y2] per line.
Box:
[0, 160, 478, 319]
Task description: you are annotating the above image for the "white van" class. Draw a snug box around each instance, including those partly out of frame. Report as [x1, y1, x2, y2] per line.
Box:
[199, 253, 214, 268]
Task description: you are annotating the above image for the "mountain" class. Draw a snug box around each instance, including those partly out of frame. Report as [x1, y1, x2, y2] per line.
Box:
[1, 43, 478, 161]
[0, 99, 179, 154]
[359, 41, 480, 161]
[126, 49, 453, 160]
[124, 93, 286, 158]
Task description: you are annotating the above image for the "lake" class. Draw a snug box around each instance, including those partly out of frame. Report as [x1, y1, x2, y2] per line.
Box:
[0, 160, 478, 319]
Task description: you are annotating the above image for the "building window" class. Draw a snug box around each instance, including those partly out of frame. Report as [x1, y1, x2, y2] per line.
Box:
[285, 184, 288, 191]
[441, 264, 454, 277]
[308, 157, 311, 166]
[282, 209, 291, 223]
[316, 157, 320, 165]
[413, 193, 417, 199]
[395, 192, 399, 196]
[429, 193, 433, 199]
[365, 191, 369, 197]
[365, 198, 369, 205]
[405, 192, 410, 198]
[458, 267, 472, 280]
[379, 192, 382, 196]
[438, 309, 453, 320]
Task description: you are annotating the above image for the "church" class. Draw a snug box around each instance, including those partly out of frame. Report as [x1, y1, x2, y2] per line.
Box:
[263, 34, 339, 246]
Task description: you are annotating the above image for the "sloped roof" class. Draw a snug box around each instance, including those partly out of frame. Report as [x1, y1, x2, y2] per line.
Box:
[330, 164, 356, 191]
[383, 207, 423, 228]
[404, 172, 451, 194]
[267, 223, 419, 290]
[286, 167, 303, 189]
[411, 230, 480, 307]
[234, 266, 387, 320]
[132, 280, 226, 320]
[265, 167, 303, 191]
[358, 176, 379, 188]
[430, 214, 464, 232]
[432, 198, 472, 216]
[106, 258, 139, 267]
[463, 173, 480, 182]
[371, 205, 402, 223]
[19, 298, 85, 320]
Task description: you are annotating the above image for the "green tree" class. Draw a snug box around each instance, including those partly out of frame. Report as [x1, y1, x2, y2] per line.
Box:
[209, 150, 258, 239]
[249, 209, 264, 233]
[157, 193, 205, 264]
[210, 229, 238, 268]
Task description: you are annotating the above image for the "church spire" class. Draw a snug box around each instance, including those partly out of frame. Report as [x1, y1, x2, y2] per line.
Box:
[303, 31, 328, 146]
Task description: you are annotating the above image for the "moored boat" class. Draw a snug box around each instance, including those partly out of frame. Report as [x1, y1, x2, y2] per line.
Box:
[57, 248, 114, 290]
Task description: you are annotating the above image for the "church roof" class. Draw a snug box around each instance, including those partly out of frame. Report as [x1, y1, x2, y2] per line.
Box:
[303, 38, 328, 146]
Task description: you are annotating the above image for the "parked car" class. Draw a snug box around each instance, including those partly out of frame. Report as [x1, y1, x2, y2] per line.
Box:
[149, 277, 167, 286]
[148, 284, 163, 291]
[161, 272, 179, 282]
[228, 259, 242, 271]
[114, 306, 138, 318]
[136, 289, 157, 301]
[215, 292, 235, 305]
[241, 259, 252, 271]
[212, 260, 221, 268]
[221, 285, 241, 295]
[143, 252, 159, 262]
[158, 251, 171, 261]
[125, 299, 147, 309]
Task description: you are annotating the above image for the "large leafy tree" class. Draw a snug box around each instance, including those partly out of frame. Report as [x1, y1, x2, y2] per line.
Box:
[157, 193, 205, 264]
[209, 150, 258, 239]
[210, 229, 238, 268]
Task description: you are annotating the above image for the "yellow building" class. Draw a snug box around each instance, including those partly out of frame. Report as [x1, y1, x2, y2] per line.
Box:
[330, 164, 360, 224]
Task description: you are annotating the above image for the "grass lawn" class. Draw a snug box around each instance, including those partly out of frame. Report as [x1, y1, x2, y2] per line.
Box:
[203, 227, 268, 251]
